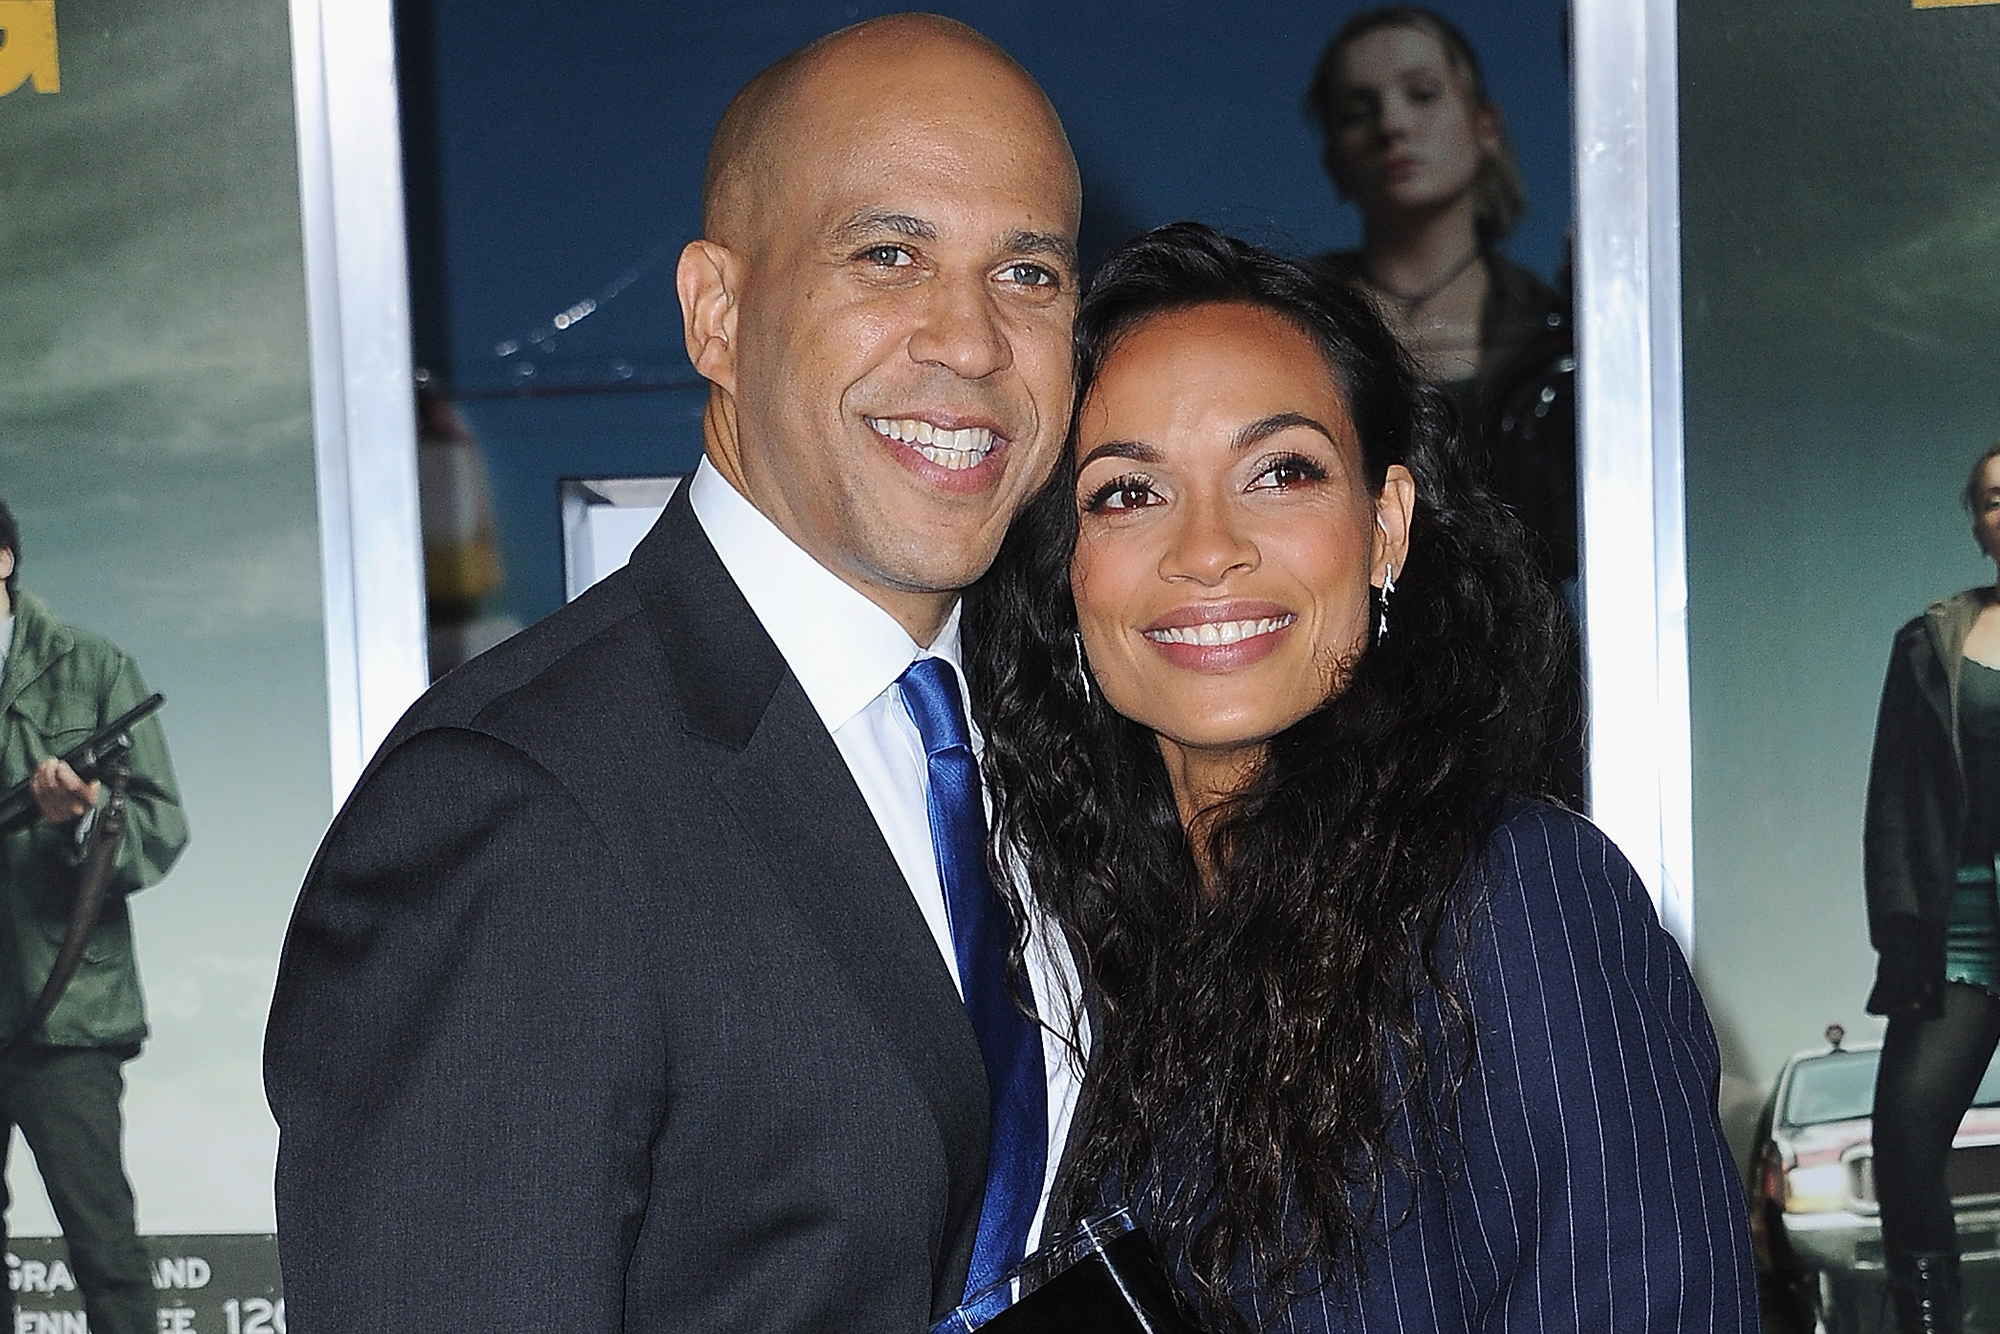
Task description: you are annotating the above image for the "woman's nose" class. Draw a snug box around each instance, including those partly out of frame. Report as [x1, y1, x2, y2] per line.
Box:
[1160, 496, 1258, 585]
[1377, 93, 1416, 138]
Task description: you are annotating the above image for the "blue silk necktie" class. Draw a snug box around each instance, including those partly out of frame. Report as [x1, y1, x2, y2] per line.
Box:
[897, 656, 1049, 1300]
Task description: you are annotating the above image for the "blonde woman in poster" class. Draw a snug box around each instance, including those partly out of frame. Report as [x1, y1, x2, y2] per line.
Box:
[1866, 443, 2000, 1334]
[1304, 6, 1582, 804]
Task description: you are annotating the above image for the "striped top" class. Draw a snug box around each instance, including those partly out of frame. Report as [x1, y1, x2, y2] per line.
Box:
[1132, 799, 1758, 1332]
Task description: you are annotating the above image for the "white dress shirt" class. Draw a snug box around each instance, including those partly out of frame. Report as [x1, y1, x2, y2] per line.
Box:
[689, 459, 1085, 1250]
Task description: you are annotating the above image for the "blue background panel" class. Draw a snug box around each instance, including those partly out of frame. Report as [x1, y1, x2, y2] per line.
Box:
[399, 0, 1573, 624]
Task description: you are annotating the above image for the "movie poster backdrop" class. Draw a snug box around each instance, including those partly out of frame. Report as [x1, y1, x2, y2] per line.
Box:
[394, 0, 1575, 630]
[1680, 0, 2000, 1324]
[0, 0, 325, 1317]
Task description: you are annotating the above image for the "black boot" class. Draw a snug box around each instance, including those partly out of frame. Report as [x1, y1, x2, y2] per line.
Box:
[1887, 1248, 1963, 1334]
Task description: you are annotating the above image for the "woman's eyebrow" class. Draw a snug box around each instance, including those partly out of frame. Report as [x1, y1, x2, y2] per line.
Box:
[1232, 412, 1338, 451]
[1077, 439, 1159, 469]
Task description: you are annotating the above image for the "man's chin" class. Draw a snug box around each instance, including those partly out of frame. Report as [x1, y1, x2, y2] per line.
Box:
[863, 541, 1007, 603]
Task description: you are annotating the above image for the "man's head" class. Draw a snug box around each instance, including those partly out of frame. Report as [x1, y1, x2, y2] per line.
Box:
[677, 14, 1082, 643]
[0, 497, 18, 614]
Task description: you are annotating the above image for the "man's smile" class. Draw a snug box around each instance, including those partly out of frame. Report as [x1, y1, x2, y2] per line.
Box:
[865, 415, 1002, 472]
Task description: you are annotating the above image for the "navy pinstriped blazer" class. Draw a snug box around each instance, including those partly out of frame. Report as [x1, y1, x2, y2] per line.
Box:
[1136, 800, 1759, 1332]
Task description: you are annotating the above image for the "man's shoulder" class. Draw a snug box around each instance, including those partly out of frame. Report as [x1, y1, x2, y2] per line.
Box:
[394, 566, 671, 757]
[10, 593, 127, 676]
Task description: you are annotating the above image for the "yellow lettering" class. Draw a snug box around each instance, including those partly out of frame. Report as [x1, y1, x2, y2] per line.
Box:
[0, 0, 59, 95]
[1913, 0, 2000, 7]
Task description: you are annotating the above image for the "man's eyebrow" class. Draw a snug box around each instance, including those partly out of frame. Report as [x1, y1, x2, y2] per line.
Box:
[1002, 230, 1079, 271]
[1077, 439, 1159, 469]
[1231, 412, 1339, 451]
[829, 211, 939, 247]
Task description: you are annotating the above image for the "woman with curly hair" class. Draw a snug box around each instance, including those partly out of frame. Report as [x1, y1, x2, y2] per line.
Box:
[965, 223, 1755, 1331]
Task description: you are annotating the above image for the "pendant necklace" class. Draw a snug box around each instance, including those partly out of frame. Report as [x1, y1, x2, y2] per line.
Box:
[1367, 248, 1484, 318]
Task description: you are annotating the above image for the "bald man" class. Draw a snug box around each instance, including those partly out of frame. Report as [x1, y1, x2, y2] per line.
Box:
[265, 15, 1086, 1333]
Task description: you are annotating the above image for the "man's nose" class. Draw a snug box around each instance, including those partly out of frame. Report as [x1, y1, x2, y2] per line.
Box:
[1161, 494, 1258, 586]
[908, 273, 1013, 380]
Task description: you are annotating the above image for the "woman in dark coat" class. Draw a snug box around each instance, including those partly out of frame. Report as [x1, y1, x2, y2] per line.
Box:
[1304, 8, 1582, 804]
[1866, 440, 2000, 1334]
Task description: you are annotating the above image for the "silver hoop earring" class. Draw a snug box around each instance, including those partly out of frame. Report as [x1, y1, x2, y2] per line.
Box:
[1072, 632, 1093, 703]
[1376, 563, 1396, 643]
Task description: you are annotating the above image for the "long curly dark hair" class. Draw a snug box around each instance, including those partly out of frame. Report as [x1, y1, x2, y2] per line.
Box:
[965, 223, 1565, 1327]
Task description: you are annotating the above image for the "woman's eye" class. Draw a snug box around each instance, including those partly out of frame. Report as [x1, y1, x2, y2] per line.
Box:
[1336, 98, 1377, 129]
[1083, 476, 1160, 513]
[1249, 454, 1328, 491]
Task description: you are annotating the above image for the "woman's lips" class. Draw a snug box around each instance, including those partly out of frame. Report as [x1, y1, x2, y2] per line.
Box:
[1139, 604, 1297, 672]
[1143, 614, 1294, 647]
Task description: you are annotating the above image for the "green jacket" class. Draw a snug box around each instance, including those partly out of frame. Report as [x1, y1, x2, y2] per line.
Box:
[0, 592, 187, 1047]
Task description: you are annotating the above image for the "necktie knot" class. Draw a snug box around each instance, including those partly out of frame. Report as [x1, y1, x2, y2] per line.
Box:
[898, 656, 972, 758]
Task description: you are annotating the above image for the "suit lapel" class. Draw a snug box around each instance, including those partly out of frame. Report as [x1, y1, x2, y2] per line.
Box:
[628, 488, 989, 1293]
[718, 686, 990, 1216]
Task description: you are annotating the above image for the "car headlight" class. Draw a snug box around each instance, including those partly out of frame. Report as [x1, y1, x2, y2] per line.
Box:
[1786, 1163, 1850, 1214]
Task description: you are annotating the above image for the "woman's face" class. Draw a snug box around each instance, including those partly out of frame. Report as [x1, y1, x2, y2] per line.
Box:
[1070, 301, 1414, 777]
[1324, 25, 1497, 225]
[1974, 455, 2000, 561]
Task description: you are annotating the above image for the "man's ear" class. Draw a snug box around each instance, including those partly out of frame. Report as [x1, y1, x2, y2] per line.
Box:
[0, 549, 15, 583]
[677, 239, 742, 395]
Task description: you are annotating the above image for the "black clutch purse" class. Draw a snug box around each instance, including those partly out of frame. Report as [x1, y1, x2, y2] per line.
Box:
[931, 1208, 1204, 1333]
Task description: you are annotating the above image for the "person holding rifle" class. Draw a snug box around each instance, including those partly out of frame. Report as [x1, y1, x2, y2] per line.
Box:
[0, 496, 186, 1334]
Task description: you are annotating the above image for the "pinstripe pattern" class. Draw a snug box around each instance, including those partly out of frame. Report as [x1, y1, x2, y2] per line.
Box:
[1134, 801, 1758, 1332]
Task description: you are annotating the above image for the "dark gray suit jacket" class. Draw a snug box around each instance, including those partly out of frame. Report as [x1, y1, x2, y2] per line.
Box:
[265, 489, 991, 1331]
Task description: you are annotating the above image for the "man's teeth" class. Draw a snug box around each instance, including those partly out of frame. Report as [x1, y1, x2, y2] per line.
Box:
[1145, 615, 1295, 647]
[866, 417, 997, 472]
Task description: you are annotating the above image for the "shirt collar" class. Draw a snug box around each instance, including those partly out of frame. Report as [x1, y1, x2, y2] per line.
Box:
[688, 458, 966, 733]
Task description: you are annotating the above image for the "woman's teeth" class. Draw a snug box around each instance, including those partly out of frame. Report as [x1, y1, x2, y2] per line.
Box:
[867, 417, 997, 471]
[1144, 615, 1295, 647]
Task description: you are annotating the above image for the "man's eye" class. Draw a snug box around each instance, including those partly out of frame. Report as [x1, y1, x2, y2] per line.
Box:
[1000, 262, 1057, 289]
[860, 245, 915, 268]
